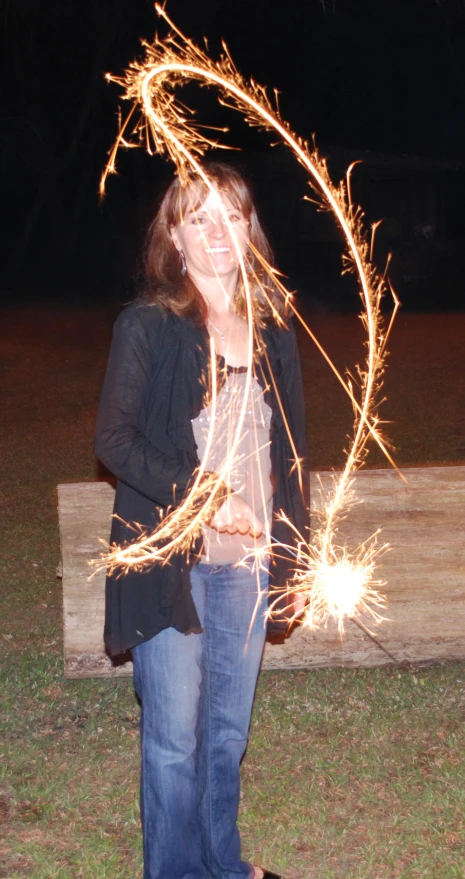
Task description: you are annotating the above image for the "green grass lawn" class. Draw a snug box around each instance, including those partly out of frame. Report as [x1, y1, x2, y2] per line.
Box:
[1, 304, 465, 878]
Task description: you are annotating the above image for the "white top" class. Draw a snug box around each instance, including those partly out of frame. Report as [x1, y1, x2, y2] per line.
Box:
[192, 366, 273, 564]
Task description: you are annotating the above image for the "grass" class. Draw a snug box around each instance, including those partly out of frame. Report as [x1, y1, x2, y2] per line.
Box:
[1, 303, 465, 878]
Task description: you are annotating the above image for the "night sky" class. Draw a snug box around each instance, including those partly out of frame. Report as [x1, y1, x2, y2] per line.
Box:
[2, 0, 464, 306]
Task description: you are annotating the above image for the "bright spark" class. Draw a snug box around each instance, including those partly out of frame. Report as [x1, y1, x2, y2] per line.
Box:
[95, 7, 401, 634]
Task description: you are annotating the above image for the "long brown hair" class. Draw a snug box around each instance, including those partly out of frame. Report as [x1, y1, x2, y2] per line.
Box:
[141, 161, 290, 325]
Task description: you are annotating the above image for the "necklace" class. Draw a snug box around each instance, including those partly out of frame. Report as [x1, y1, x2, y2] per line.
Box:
[207, 318, 228, 345]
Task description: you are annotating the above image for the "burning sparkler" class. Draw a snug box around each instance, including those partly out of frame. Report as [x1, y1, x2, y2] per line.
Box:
[96, 6, 400, 633]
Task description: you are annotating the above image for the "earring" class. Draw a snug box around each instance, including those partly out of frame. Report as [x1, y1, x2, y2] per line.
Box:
[179, 249, 187, 276]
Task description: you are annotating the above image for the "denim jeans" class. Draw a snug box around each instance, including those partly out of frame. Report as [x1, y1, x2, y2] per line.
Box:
[132, 560, 269, 879]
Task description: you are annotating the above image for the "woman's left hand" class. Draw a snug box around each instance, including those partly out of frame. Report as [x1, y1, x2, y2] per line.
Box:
[293, 592, 307, 617]
[209, 494, 263, 538]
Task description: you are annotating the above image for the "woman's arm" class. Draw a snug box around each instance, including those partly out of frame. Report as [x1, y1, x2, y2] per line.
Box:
[95, 307, 209, 508]
[282, 320, 310, 510]
[284, 321, 311, 613]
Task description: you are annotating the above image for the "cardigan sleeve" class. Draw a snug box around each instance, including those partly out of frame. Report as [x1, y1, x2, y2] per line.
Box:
[95, 306, 227, 509]
[264, 319, 311, 632]
[280, 320, 311, 519]
[285, 323, 309, 459]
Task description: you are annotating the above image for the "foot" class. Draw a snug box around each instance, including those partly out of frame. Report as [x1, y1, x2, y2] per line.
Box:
[253, 868, 282, 879]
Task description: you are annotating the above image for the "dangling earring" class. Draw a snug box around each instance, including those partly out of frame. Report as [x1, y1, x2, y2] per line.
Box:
[178, 249, 187, 276]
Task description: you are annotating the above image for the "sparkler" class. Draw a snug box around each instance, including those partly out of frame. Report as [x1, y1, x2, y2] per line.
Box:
[96, 6, 400, 634]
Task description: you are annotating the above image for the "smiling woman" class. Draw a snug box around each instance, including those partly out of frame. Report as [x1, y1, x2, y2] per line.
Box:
[143, 162, 283, 328]
[171, 188, 249, 281]
[95, 160, 309, 879]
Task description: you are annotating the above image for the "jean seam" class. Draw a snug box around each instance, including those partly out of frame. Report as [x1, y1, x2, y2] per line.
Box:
[204, 570, 215, 875]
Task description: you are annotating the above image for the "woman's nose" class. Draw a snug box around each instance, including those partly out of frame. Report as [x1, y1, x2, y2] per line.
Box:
[211, 219, 226, 238]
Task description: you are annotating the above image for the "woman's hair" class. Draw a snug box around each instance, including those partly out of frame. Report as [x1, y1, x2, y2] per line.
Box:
[141, 161, 290, 324]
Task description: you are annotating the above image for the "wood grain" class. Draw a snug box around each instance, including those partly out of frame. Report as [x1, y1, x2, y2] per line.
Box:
[58, 467, 465, 678]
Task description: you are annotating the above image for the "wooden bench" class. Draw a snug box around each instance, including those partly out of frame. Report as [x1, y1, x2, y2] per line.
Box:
[59, 466, 465, 678]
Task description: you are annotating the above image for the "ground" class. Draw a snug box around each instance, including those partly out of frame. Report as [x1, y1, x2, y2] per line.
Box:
[1, 304, 465, 878]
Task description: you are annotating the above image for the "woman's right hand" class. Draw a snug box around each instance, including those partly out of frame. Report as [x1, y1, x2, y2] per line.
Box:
[209, 494, 264, 538]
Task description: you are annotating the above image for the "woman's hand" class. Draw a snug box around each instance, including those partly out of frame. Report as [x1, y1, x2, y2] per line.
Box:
[209, 494, 264, 538]
[293, 592, 307, 617]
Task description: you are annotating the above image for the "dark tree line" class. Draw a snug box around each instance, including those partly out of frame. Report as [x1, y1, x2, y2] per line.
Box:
[1, 0, 155, 296]
[1, 0, 464, 300]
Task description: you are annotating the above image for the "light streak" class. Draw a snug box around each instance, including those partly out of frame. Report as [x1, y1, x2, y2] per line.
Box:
[96, 7, 400, 633]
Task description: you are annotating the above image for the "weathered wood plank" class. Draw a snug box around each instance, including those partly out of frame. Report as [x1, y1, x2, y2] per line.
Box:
[58, 466, 465, 678]
[59, 482, 129, 678]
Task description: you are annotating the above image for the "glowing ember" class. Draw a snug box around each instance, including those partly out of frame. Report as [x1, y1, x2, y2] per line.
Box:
[298, 553, 387, 633]
[320, 562, 371, 616]
[95, 7, 401, 634]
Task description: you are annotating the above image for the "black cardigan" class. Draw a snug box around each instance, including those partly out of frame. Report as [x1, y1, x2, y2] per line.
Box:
[96, 301, 309, 656]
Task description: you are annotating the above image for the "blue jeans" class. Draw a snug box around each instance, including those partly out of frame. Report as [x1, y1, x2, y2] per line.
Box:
[132, 560, 269, 879]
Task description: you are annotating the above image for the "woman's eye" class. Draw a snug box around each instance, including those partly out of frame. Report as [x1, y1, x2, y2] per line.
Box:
[191, 215, 206, 225]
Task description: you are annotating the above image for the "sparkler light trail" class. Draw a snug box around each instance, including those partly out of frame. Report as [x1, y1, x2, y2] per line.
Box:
[96, 6, 400, 633]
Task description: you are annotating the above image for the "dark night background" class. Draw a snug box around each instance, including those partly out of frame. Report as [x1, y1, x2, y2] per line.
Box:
[2, 0, 465, 310]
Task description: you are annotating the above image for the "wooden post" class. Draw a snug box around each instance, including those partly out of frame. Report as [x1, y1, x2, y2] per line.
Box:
[59, 467, 465, 679]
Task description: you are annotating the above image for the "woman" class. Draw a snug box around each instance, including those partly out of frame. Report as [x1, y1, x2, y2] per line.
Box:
[96, 162, 309, 879]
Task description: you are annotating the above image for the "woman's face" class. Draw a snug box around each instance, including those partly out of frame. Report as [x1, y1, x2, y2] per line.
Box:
[170, 186, 250, 287]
